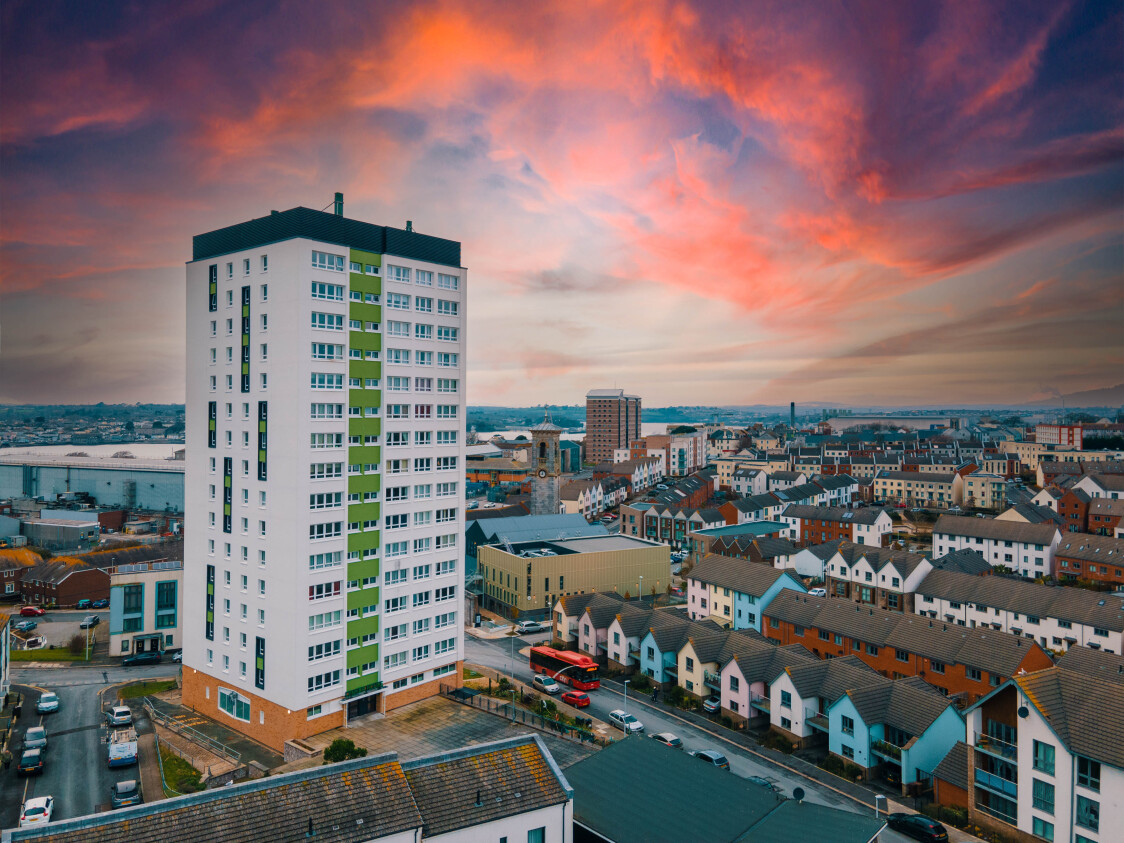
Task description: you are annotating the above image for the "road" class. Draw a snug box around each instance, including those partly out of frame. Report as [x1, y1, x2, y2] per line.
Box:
[465, 634, 917, 841]
[1, 664, 174, 828]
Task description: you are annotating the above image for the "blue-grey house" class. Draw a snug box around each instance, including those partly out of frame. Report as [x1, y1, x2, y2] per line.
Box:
[686, 553, 806, 633]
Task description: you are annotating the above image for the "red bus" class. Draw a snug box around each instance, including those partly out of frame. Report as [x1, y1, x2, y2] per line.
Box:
[529, 647, 600, 691]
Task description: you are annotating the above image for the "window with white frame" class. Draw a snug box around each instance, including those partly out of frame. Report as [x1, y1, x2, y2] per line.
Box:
[311, 312, 344, 331]
[312, 251, 344, 271]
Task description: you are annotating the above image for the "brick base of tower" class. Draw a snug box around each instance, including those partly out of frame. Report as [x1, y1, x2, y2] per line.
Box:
[530, 474, 560, 515]
[181, 668, 344, 752]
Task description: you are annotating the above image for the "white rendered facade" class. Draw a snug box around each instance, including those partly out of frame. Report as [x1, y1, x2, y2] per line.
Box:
[183, 208, 465, 746]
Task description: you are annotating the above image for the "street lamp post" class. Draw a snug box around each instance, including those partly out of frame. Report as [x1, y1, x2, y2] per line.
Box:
[623, 679, 631, 735]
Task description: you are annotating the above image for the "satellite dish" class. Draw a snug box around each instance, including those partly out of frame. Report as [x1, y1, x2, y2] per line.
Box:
[1018, 706, 1030, 719]
[792, 786, 805, 802]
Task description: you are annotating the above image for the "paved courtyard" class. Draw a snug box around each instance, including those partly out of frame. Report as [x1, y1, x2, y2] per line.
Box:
[289, 695, 598, 771]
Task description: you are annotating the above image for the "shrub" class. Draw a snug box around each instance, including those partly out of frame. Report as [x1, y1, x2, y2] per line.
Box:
[667, 685, 688, 708]
[627, 674, 651, 692]
[67, 634, 85, 655]
[323, 738, 367, 764]
[759, 730, 796, 754]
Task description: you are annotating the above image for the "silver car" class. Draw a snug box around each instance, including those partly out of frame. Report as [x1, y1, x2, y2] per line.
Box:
[106, 705, 133, 727]
[35, 693, 60, 714]
[23, 726, 47, 751]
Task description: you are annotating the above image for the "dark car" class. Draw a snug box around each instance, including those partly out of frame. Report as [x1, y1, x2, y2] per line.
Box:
[886, 813, 949, 842]
[76, 599, 92, 610]
[747, 775, 779, 791]
[79, 615, 100, 629]
[13, 620, 37, 632]
[92, 599, 110, 609]
[17, 749, 44, 776]
[122, 651, 162, 667]
[110, 779, 143, 809]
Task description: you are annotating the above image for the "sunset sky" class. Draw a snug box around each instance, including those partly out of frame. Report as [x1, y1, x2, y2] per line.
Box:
[1, 0, 1121, 407]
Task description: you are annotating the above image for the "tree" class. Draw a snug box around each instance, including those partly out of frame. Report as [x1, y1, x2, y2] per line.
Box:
[124, 421, 134, 432]
[323, 738, 367, 764]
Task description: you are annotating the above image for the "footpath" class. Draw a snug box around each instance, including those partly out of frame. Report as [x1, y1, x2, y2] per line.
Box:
[600, 677, 984, 843]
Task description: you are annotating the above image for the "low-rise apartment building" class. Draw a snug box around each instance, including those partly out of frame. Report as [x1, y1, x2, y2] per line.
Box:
[730, 466, 766, 497]
[1088, 497, 1124, 536]
[761, 591, 1055, 703]
[824, 544, 932, 613]
[479, 534, 669, 619]
[932, 515, 1060, 578]
[109, 559, 182, 656]
[626, 503, 725, 550]
[913, 567, 1124, 654]
[873, 471, 959, 509]
[685, 553, 806, 633]
[951, 647, 1123, 843]
[780, 504, 893, 547]
[684, 521, 788, 565]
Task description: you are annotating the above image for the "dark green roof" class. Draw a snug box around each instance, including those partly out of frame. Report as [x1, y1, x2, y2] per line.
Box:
[192, 206, 461, 267]
[565, 738, 883, 843]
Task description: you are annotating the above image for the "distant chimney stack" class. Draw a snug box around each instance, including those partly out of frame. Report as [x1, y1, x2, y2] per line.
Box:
[333, 192, 343, 216]
[406, 220, 414, 232]
[790, 402, 796, 427]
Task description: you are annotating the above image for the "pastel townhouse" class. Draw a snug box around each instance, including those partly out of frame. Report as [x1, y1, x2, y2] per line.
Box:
[637, 614, 723, 687]
[721, 641, 818, 727]
[766, 656, 882, 749]
[686, 553, 806, 633]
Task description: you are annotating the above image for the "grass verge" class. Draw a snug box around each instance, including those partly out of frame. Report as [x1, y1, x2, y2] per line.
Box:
[159, 746, 205, 797]
[11, 648, 88, 662]
[463, 667, 483, 680]
[120, 680, 177, 700]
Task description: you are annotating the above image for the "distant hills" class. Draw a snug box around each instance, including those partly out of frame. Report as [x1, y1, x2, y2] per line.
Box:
[1019, 383, 1124, 409]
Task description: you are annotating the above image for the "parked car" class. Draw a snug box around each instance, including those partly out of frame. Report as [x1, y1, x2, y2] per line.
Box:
[894, 502, 907, 509]
[122, 651, 162, 667]
[13, 620, 37, 632]
[690, 749, 730, 770]
[23, 726, 48, 752]
[106, 706, 133, 727]
[608, 709, 644, 733]
[649, 732, 683, 749]
[19, 606, 45, 617]
[669, 586, 684, 597]
[807, 588, 826, 597]
[92, 598, 110, 609]
[947, 506, 962, 514]
[35, 693, 60, 714]
[885, 813, 949, 842]
[79, 615, 101, 629]
[532, 674, 561, 695]
[702, 695, 721, 713]
[19, 795, 54, 827]
[747, 775, 779, 791]
[165, 647, 183, 663]
[561, 690, 590, 708]
[17, 749, 44, 776]
[76, 599, 92, 610]
[515, 620, 548, 635]
[110, 779, 143, 809]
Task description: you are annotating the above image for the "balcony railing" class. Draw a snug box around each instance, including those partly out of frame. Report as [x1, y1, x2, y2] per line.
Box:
[871, 739, 902, 760]
[664, 663, 678, 675]
[974, 731, 1018, 761]
[750, 693, 770, 713]
[703, 670, 722, 690]
[974, 769, 1018, 799]
[806, 710, 829, 732]
[974, 798, 1017, 825]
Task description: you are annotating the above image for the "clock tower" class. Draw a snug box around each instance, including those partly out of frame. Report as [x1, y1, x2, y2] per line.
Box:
[529, 411, 563, 516]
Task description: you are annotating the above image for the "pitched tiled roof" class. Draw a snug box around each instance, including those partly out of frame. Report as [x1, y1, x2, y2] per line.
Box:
[1055, 645, 1124, 683]
[876, 470, 957, 483]
[1055, 533, 1124, 564]
[558, 591, 623, 620]
[830, 542, 928, 579]
[765, 591, 1050, 676]
[807, 539, 846, 561]
[1000, 503, 1066, 526]
[581, 593, 636, 629]
[915, 568, 1124, 631]
[689, 632, 733, 664]
[402, 736, 572, 837]
[729, 642, 817, 684]
[752, 537, 801, 559]
[929, 549, 993, 575]
[688, 553, 796, 598]
[933, 514, 1059, 544]
[781, 504, 887, 525]
[1016, 667, 1124, 769]
[931, 742, 970, 791]
[782, 656, 880, 700]
[1090, 497, 1124, 518]
[844, 677, 956, 738]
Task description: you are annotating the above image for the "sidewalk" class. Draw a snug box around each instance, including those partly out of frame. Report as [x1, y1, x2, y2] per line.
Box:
[601, 678, 984, 843]
[146, 689, 283, 770]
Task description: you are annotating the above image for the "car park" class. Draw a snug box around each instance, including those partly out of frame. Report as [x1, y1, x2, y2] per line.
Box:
[35, 692, 60, 714]
[690, 749, 730, 770]
[885, 813, 949, 842]
[608, 709, 644, 733]
[76, 599, 92, 610]
[17, 749, 44, 776]
[92, 598, 110, 609]
[110, 780, 143, 809]
[649, 732, 683, 749]
[122, 651, 162, 667]
[531, 674, 561, 695]
[79, 614, 101, 629]
[515, 620, 548, 634]
[807, 587, 826, 597]
[561, 690, 590, 708]
[19, 606, 45, 617]
[106, 705, 133, 727]
[24, 726, 48, 751]
[702, 695, 721, 713]
[19, 796, 54, 827]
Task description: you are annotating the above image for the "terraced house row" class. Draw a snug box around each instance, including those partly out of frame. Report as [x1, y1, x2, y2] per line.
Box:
[183, 202, 466, 750]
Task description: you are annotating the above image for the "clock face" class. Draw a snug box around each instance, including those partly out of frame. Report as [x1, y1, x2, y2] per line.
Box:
[539, 469, 547, 478]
